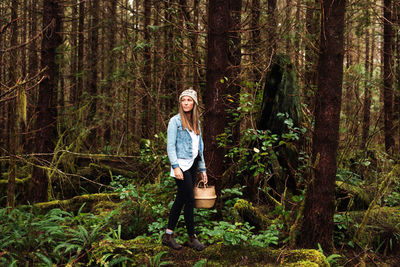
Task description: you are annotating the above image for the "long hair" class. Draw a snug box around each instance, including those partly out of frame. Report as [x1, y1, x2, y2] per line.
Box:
[179, 101, 200, 135]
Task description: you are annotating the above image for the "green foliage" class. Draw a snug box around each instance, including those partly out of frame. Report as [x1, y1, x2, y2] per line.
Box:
[317, 244, 343, 267]
[142, 251, 172, 267]
[0, 205, 107, 265]
[199, 221, 280, 248]
[193, 259, 207, 267]
[138, 133, 170, 183]
[334, 213, 354, 247]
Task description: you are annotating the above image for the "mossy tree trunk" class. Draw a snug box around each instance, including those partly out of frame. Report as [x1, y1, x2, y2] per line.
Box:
[257, 54, 302, 195]
[7, 0, 19, 209]
[298, 0, 346, 253]
[29, 0, 63, 203]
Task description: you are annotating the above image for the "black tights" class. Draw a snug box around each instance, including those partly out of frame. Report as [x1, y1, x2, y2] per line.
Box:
[167, 157, 199, 236]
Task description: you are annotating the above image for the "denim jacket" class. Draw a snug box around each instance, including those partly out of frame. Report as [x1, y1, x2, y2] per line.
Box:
[167, 114, 206, 172]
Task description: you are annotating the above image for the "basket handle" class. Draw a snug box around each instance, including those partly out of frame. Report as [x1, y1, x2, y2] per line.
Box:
[196, 180, 207, 188]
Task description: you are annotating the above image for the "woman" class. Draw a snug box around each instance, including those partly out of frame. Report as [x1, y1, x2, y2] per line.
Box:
[162, 88, 208, 251]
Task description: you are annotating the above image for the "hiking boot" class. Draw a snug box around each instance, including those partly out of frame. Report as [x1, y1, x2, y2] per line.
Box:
[187, 234, 205, 251]
[162, 233, 182, 250]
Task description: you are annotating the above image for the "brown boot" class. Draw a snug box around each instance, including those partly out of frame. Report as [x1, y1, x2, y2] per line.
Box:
[162, 233, 182, 250]
[187, 234, 205, 251]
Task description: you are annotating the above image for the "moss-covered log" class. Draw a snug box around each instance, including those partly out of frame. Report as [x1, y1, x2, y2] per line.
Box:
[88, 163, 137, 179]
[234, 199, 271, 230]
[90, 236, 329, 266]
[33, 192, 121, 213]
[335, 181, 371, 211]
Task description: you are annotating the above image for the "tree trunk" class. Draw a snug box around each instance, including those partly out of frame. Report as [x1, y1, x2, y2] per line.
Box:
[87, 0, 99, 135]
[77, 0, 85, 102]
[7, 0, 19, 209]
[285, 0, 292, 53]
[304, 0, 319, 110]
[29, 0, 63, 203]
[142, 0, 151, 138]
[228, 0, 242, 144]
[193, 0, 200, 90]
[204, 0, 240, 180]
[383, 0, 395, 153]
[104, 0, 117, 142]
[267, 0, 277, 62]
[70, 0, 78, 105]
[251, 0, 261, 84]
[394, 2, 400, 152]
[298, 0, 346, 253]
[362, 26, 371, 150]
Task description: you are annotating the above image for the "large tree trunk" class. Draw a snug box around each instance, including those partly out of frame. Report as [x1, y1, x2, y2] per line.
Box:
[204, 0, 232, 180]
[204, 0, 241, 180]
[29, 0, 63, 203]
[298, 0, 346, 253]
[383, 0, 395, 153]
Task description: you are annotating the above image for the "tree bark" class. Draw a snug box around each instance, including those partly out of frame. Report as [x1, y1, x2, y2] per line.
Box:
[204, 0, 231, 180]
[7, 0, 19, 209]
[250, 0, 261, 83]
[394, 1, 400, 152]
[104, 0, 117, 142]
[227, 0, 242, 145]
[267, 0, 277, 62]
[383, 0, 395, 153]
[362, 26, 371, 150]
[204, 0, 241, 180]
[87, 0, 99, 134]
[77, 0, 85, 102]
[142, 0, 151, 138]
[298, 0, 346, 252]
[70, 0, 78, 105]
[304, 0, 319, 110]
[29, 0, 63, 203]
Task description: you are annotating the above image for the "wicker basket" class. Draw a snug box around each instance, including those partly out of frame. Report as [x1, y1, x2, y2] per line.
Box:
[194, 181, 217, 209]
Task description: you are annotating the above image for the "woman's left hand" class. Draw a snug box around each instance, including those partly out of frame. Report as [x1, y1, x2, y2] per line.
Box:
[200, 172, 208, 184]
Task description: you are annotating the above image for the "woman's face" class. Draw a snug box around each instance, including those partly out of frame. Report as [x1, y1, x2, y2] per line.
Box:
[181, 96, 194, 113]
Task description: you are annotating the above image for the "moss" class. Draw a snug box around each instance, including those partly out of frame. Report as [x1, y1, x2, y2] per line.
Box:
[347, 206, 400, 254]
[91, 200, 120, 215]
[90, 238, 329, 267]
[234, 199, 271, 230]
[33, 193, 121, 213]
[335, 181, 371, 211]
[284, 261, 320, 267]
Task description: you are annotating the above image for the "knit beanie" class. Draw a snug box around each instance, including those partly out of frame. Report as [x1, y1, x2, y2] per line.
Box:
[179, 88, 198, 105]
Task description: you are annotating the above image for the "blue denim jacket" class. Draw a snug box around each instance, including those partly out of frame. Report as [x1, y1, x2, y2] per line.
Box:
[167, 114, 206, 172]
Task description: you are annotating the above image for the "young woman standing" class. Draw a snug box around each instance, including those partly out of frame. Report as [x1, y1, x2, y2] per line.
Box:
[162, 88, 208, 251]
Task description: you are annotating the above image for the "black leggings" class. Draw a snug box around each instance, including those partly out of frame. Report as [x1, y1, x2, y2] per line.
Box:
[167, 157, 199, 236]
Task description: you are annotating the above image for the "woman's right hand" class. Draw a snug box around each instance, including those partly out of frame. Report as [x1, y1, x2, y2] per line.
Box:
[174, 167, 184, 180]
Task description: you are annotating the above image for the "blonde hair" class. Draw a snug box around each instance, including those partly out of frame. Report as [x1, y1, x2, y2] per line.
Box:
[179, 101, 200, 135]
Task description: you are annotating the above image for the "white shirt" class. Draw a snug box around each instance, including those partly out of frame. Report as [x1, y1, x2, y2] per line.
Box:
[170, 130, 200, 177]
